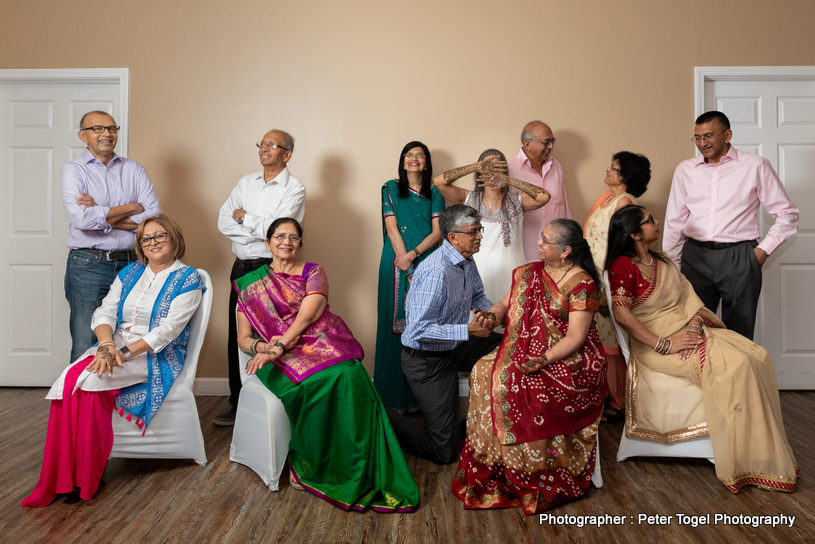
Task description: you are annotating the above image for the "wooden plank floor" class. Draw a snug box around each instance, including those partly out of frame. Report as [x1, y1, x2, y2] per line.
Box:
[2, 388, 813, 544]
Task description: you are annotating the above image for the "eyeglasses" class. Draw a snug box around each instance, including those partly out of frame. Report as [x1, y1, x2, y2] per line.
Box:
[540, 234, 561, 245]
[453, 227, 484, 237]
[80, 125, 120, 134]
[257, 141, 290, 151]
[139, 232, 169, 246]
[692, 130, 728, 144]
[640, 215, 656, 225]
[271, 233, 301, 243]
[404, 153, 426, 159]
[530, 138, 556, 147]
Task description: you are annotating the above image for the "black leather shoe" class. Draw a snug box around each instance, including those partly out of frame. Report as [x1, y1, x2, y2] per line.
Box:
[213, 407, 237, 426]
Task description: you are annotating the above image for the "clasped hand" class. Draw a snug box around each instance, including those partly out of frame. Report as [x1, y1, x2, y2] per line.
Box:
[245, 335, 299, 375]
[88, 345, 125, 377]
[670, 330, 704, 360]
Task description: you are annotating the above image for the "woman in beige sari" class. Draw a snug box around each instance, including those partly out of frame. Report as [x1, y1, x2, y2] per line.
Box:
[605, 204, 797, 492]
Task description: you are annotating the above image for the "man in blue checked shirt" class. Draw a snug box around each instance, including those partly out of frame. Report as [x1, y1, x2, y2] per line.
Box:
[388, 204, 499, 464]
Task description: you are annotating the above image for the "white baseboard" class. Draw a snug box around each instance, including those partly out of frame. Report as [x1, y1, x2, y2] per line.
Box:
[194, 378, 230, 396]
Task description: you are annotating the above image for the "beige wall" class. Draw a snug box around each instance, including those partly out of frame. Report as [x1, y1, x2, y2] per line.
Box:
[3, 0, 814, 379]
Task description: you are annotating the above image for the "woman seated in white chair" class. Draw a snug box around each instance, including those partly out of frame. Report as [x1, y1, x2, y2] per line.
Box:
[605, 204, 798, 493]
[235, 217, 418, 513]
[22, 214, 205, 507]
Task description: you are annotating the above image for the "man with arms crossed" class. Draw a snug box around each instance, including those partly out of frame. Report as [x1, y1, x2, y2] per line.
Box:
[508, 120, 570, 262]
[214, 129, 305, 425]
[62, 111, 161, 361]
[663, 110, 799, 339]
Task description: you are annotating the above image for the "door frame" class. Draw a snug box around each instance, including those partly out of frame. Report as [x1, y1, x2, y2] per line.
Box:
[695, 66, 815, 115]
[0, 68, 130, 156]
[694, 66, 815, 389]
[0, 68, 129, 385]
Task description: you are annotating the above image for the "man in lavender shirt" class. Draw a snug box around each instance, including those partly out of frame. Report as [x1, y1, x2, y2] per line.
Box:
[508, 120, 571, 262]
[664, 110, 799, 339]
[61, 111, 161, 360]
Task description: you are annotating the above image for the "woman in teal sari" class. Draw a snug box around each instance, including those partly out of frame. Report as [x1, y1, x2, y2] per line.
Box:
[374, 141, 444, 410]
[237, 218, 418, 512]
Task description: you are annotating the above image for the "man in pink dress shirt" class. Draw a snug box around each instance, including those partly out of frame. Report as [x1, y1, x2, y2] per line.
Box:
[663, 111, 799, 339]
[508, 120, 571, 262]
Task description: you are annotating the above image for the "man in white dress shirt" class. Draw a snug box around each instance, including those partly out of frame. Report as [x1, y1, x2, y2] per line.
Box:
[214, 129, 306, 425]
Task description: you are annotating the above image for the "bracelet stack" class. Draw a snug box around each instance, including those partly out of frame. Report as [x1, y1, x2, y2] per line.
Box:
[249, 338, 261, 356]
[685, 323, 704, 336]
[653, 337, 672, 355]
[98, 341, 115, 350]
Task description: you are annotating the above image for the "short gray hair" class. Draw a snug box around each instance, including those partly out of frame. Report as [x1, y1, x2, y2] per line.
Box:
[269, 129, 295, 152]
[439, 204, 481, 238]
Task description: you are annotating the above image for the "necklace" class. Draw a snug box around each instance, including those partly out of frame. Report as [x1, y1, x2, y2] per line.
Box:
[633, 254, 654, 266]
[545, 262, 575, 284]
[482, 196, 501, 210]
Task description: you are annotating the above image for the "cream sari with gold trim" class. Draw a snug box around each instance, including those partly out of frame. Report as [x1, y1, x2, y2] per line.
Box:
[624, 258, 797, 492]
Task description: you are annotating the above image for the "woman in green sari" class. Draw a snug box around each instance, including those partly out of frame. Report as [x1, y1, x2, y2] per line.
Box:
[374, 141, 444, 410]
[236, 218, 418, 512]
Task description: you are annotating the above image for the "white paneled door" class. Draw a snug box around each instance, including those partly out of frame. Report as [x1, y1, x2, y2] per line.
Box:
[698, 67, 815, 389]
[0, 69, 128, 385]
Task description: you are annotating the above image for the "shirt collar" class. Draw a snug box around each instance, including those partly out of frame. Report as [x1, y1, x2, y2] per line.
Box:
[82, 148, 122, 166]
[254, 167, 290, 187]
[441, 240, 467, 267]
[693, 144, 738, 167]
[516, 148, 552, 172]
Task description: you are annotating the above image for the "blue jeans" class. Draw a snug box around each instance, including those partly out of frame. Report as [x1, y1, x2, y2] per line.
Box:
[64, 250, 133, 361]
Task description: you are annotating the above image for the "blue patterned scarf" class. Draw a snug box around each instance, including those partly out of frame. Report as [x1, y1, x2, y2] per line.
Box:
[114, 262, 205, 431]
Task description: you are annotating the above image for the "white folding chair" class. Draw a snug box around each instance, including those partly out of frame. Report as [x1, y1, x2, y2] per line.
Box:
[603, 272, 714, 464]
[109, 268, 213, 466]
[229, 311, 292, 491]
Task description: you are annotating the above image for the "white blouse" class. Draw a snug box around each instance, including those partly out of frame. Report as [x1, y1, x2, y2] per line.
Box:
[47, 260, 202, 398]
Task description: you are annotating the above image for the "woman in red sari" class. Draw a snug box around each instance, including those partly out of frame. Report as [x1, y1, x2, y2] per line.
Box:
[453, 218, 606, 514]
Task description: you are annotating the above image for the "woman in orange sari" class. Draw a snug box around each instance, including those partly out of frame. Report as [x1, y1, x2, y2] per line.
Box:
[584, 151, 650, 421]
[453, 219, 606, 514]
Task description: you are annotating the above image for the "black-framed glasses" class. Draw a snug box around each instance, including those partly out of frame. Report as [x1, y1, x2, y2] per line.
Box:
[271, 233, 301, 243]
[453, 227, 484, 237]
[139, 232, 170, 246]
[404, 153, 426, 159]
[640, 215, 656, 225]
[81, 125, 120, 134]
[257, 141, 289, 151]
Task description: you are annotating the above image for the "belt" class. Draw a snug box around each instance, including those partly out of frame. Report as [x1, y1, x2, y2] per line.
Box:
[402, 346, 454, 358]
[74, 248, 134, 262]
[236, 257, 272, 266]
[686, 238, 754, 250]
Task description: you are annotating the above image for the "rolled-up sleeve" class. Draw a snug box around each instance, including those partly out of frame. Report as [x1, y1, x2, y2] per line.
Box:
[140, 289, 203, 352]
[128, 163, 161, 224]
[61, 162, 112, 232]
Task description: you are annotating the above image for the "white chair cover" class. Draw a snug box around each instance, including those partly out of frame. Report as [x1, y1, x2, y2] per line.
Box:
[603, 271, 714, 464]
[109, 268, 213, 466]
[229, 311, 291, 491]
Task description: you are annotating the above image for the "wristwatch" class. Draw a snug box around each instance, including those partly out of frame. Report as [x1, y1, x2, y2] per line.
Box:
[120, 346, 131, 360]
[236, 215, 245, 225]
